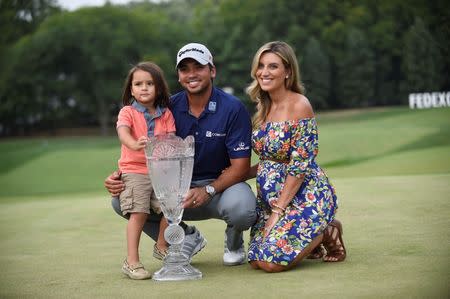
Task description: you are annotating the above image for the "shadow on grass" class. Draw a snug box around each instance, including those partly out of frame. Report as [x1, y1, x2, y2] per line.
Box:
[322, 126, 450, 169]
[0, 140, 51, 175]
[394, 125, 450, 152]
[316, 107, 412, 125]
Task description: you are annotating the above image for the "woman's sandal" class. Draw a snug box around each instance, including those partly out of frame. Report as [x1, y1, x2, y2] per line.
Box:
[322, 219, 347, 262]
[307, 243, 326, 259]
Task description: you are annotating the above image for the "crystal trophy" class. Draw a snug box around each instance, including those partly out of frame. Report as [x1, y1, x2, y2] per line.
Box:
[145, 134, 202, 281]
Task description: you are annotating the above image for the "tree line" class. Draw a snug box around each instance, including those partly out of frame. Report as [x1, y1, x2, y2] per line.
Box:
[0, 0, 448, 136]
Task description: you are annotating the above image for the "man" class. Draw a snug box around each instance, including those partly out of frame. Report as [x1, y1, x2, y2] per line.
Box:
[105, 43, 256, 266]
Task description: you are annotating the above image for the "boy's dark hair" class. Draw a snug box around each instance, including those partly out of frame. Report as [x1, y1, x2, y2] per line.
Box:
[121, 62, 170, 108]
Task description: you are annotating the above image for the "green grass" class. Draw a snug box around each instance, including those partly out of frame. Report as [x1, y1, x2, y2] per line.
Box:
[316, 107, 450, 171]
[0, 137, 120, 197]
[1, 107, 449, 197]
[0, 107, 449, 298]
[0, 175, 448, 298]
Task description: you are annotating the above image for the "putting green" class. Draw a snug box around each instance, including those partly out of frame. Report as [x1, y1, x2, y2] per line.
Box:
[1, 107, 448, 297]
[0, 173, 448, 298]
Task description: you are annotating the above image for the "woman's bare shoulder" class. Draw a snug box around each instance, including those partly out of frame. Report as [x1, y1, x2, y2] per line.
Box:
[291, 94, 314, 119]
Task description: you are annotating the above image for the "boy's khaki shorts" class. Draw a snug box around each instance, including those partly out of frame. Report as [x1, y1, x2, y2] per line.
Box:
[119, 173, 161, 215]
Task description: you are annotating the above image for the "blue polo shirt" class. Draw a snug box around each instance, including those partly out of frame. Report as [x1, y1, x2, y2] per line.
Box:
[170, 87, 252, 181]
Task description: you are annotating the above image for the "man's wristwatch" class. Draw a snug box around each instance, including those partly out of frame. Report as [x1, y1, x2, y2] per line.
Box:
[205, 184, 216, 198]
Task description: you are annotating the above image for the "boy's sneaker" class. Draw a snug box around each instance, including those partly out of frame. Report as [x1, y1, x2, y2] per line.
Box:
[223, 234, 246, 266]
[181, 226, 207, 261]
[122, 260, 151, 280]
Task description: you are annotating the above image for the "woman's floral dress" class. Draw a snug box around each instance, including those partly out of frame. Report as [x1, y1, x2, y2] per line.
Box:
[248, 118, 338, 265]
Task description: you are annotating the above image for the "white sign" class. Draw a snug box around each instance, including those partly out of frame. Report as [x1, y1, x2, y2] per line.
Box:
[409, 92, 450, 109]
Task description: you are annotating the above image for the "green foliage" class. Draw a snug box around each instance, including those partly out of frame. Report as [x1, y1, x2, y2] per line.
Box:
[0, 0, 61, 54]
[302, 37, 330, 110]
[336, 27, 375, 107]
[0, 5, 181, 136]
[0, 0, 448, 136]
[401, 17, 442, 94]
[0, 0, 62, 135]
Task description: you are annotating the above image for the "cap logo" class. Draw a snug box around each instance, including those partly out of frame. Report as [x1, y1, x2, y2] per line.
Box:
[176, 43, 214, 68]
[178, 47, 205, 57]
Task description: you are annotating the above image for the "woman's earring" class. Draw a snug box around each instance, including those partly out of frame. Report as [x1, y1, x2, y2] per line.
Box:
[285, 75, 289, 79]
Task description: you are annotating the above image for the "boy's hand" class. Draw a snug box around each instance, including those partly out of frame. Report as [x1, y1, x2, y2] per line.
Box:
[132, 136, 148, 151]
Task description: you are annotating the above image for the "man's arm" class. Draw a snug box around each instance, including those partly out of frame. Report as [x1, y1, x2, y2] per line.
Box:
[211, 157, 250, 193]
[183, 157, 250, 208]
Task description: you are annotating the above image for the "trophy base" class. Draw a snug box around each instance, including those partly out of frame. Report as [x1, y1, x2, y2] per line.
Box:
[152, 262, 202, 281]
[153, 225, 202, 281]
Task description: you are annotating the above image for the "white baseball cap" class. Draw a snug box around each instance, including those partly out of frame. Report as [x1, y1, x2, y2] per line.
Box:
[176, 43, 214, 68]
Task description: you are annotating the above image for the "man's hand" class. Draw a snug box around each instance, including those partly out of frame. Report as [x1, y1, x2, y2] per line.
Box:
[183, 186, 211, 209]
[104, 170, 124, 197]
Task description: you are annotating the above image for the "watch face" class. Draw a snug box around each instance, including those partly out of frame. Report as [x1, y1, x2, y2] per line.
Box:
[206, 185, 215, 195]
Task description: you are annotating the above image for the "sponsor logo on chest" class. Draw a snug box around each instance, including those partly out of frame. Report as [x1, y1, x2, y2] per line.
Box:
[206, 130, 226, 137]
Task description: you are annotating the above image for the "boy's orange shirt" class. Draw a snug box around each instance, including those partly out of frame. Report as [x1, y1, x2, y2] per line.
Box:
[117, 106, 176, 174]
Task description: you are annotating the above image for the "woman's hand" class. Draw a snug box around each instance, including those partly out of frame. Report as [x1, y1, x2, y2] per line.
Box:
[104, 170, 124, 196]
[263, 213, 281, 239]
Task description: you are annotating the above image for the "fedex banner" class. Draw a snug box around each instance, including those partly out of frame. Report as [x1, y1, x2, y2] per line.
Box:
[409, 92, 450, 109]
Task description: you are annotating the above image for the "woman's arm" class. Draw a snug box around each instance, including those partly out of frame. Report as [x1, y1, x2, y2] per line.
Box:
[273, 174, 304, 209]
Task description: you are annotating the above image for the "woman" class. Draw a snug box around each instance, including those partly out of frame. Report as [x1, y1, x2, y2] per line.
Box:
[246, 41, 346, 272]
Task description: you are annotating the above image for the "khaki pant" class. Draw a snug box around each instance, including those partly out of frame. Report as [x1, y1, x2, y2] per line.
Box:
[119, 173, 161, 215]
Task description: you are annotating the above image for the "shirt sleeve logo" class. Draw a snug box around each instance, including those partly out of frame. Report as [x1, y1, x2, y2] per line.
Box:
[233, 141, 250, 151]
